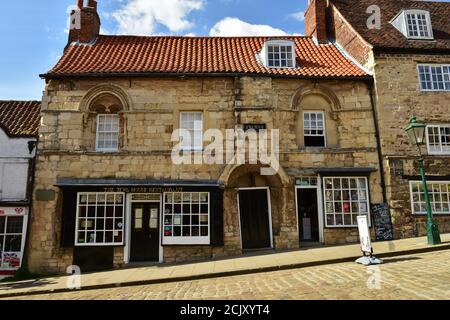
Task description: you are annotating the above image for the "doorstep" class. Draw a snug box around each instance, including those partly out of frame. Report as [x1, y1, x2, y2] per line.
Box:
[0, 233, 449, 298]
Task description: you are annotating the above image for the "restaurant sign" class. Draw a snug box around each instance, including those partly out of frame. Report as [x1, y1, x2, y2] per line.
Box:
[103, 187, 184, 193]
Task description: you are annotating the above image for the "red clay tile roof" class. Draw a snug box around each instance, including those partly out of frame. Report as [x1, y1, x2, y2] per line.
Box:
[332, 0, 450, 53]
[42, 36, 369, 79]
[0, 101, 41, 138]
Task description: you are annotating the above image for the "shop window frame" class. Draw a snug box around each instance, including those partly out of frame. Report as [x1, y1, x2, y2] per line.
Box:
[322, 177, 371, 228]
[75, 192, 126, 246]
[162, 192, 210, 245]
[0, 211, 28, 270]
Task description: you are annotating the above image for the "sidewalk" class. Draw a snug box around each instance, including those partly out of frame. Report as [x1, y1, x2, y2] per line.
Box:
[1, 233, 449, 298]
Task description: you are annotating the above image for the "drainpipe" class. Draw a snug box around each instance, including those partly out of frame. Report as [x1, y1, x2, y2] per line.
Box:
[366, 79, 387, 204]
[19, 139, 38, 275]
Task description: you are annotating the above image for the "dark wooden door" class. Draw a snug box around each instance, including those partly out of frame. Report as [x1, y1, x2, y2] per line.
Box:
[238, 189, 271, 249]
[130, 203, 160, 262]
[297, 189, 319, 242]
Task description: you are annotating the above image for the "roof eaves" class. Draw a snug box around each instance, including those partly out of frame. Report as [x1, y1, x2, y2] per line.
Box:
[372, 46, 450, 55]
[40, 71, 372, 81]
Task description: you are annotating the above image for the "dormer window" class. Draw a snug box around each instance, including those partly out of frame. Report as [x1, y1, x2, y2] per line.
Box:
[260, 40, 296, 69]
[391, 10, 433, 40]
[406, 11, 432, 38]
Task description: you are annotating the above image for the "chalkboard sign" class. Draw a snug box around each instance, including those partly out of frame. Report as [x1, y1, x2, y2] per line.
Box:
[371, 203, 393, 241]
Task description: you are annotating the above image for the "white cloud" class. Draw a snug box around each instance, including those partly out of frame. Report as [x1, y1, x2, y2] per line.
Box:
[112, 0, 205, 35]
[209, 17, 288, 36]
[288, 11, 305, 22]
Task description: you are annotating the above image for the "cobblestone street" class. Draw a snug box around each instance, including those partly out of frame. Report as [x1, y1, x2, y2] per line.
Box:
[4, 250, 450, 300]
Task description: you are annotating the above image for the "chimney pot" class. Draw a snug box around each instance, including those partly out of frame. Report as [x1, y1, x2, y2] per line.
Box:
[67, 0, 100, 49]
[88, 0, 98, 10]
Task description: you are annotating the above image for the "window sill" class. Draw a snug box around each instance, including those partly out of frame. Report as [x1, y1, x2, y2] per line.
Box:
[179, 149, 204, 152]
[412, 213, 450, 217]
[427, 152, 450, 156]
[75, 243, 124, 247]
[95, 150, 120, 153]
[162, 237, 210, 245]
[324, 225, 373, 229]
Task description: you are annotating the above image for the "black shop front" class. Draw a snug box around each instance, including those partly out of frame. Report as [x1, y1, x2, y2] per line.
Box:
[56, 179, 224, 272]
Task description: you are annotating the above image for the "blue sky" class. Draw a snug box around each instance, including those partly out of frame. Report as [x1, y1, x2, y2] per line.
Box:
[0, 0, 307, 100]
[1, 0, 449, 101]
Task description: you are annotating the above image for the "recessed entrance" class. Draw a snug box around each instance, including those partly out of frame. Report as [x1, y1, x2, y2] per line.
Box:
[130, 202, 160, 262]
[296, 188, 320, 242]
[238, 188, 272, 250]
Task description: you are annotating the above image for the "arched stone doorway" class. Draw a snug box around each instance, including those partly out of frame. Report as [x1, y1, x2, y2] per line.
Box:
[220, 164, 298, 253]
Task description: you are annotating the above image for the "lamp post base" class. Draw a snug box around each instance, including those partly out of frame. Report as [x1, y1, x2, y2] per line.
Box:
[427, 220, 441, 245]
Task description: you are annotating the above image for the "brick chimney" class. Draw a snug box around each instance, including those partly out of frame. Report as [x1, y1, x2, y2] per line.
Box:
[304, 0, 329, 44]
[68, 0, 100, 46]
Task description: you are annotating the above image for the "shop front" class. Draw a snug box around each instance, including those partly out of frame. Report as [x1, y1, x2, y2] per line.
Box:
[0, 206, 29, 278]
[294, 168, 379, 246]
[57, 179, 224, 272]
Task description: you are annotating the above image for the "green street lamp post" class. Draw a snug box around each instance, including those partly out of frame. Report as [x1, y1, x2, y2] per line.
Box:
[404, 116, 441, 245]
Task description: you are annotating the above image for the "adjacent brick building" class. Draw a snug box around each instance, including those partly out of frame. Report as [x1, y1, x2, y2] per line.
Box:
[305, 0, 450, 238]
[28, 0, 385, 274]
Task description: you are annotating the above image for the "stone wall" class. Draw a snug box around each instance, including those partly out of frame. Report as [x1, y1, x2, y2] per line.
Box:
[29, 76, 383, 274]
[372, 53, 450, 238]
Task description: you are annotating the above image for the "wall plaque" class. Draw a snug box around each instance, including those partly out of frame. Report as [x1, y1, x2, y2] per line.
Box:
[243, 124, 267, 132]
[35, 189, 56, 201]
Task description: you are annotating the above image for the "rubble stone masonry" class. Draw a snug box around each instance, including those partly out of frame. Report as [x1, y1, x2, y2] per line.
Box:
[371, 54, 450, 239]
[29, 76, 383, 274]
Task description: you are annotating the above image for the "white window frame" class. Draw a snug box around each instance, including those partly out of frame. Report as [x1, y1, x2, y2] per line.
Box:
[404, 10, 433, 40]
[322, 177, 371, 228]
[426, 124, 450, 155]
[262, 40, 296, 69]
[162, 192, 210, 245]
[75, 192, 125, 246]
[95, 114, 120, 152]
[303, 111, 327, 147]
[410, 181, 450, 215]
[179, 112, 204, 151]
[0, 209, 28, 270]
[418, 64, 450, 92]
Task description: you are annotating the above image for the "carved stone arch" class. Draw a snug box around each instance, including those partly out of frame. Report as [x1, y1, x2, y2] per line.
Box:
[291, 84, 342, 112]
[80, 83, 132, 113]
[79, 84, 131, 151]
[219, 163, 291, 188]
[292, 84, 341, 148]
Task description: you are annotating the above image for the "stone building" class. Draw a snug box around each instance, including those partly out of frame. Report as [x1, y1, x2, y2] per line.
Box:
[305, 0, 450, 239]
[28, 0, 384, 274]
[0, 101, 40, 278]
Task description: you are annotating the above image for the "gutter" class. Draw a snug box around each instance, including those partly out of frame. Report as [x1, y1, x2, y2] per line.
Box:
[19, 140, 38, 275]
[373, 46, 450, 56]
[39, 71, 373, 82]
